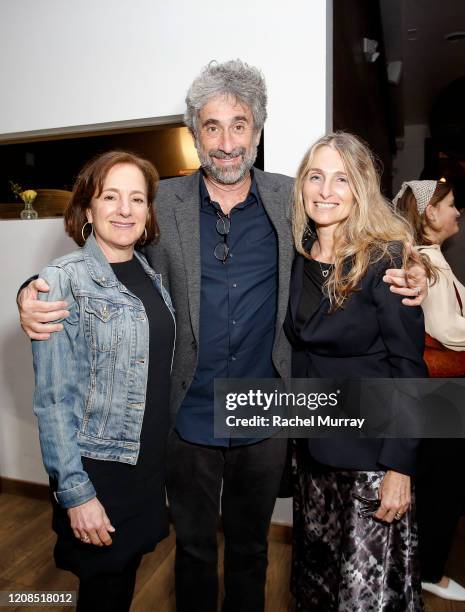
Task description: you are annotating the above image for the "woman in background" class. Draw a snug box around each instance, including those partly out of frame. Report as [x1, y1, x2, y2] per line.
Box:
[285, 132, 427, 611]
[32, 151, 175, 611]
[395, 180, 465, 602]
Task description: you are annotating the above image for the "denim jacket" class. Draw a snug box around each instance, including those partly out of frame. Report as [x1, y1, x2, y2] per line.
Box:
[32, 234, 175, 509]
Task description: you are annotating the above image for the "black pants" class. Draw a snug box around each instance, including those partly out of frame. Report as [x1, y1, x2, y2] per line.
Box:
[76, 555, 141, 612]
[166, 431, 287, 612]
[415, 439, 465, 583]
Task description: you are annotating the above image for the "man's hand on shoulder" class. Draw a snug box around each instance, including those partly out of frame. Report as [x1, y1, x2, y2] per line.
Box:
[18, 278, 70, 340]
[383, 244, 428, 307]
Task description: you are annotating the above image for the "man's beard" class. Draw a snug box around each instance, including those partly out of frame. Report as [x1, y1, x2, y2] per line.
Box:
[196, 143, 258, 185]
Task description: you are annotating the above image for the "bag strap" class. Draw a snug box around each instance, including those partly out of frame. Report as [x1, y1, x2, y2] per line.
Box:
[453, 282, 463, 316]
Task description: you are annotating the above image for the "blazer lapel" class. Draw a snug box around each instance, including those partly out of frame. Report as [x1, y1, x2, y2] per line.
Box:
[173, 172, 202, 342]
[289, 236, 330, 334]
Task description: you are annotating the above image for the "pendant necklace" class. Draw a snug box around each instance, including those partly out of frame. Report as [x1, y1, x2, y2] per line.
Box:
[318, 261, 331, 278]
[311, 240, 333, 278]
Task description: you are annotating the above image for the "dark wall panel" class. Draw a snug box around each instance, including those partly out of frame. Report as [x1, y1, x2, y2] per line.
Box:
[333, 0, 394, 195]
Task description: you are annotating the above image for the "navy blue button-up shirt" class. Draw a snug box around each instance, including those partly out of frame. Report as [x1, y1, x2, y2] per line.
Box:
[175, 172, 279, 446]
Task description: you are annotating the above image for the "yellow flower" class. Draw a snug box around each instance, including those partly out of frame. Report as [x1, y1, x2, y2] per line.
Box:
[21, 189, 37, 205]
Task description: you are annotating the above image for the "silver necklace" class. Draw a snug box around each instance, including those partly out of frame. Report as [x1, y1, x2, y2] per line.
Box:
[311, 241, 333, 278]
[316, 260, 332, 278]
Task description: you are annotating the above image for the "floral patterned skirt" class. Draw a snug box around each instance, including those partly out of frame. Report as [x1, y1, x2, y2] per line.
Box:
[292, 441, 424, 611]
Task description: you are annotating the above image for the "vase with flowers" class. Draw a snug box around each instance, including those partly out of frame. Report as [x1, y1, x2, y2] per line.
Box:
[9, 181, 38, 219]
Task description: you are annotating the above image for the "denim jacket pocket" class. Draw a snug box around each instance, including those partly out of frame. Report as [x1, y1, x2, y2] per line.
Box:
[84, 297, 123, 352]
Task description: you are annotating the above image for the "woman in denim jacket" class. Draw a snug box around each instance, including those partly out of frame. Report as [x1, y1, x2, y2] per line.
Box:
[32, 151, 175, 612]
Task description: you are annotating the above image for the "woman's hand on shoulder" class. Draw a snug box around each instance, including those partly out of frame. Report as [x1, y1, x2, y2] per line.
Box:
[374, 470, 411, 523]
[67, 497, 115, 546]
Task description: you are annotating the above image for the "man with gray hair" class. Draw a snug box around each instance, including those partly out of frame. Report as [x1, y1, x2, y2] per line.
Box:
[153, 59, 293, 611]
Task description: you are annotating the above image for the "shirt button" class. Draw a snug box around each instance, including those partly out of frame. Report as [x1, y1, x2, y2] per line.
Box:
[231, 355, 237, 361]
[232, 283, 237, 288]
[232, 320, 236, 325]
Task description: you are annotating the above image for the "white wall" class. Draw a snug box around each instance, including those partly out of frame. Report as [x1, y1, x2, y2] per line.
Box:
[0, 220, 75, 483]
[0, 0, 329, 176]
[0, 0, 331, 524]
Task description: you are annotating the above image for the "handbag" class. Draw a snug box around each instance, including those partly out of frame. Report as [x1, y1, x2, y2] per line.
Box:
[424, 333, 465, 377]
[423, 281, 465, 377]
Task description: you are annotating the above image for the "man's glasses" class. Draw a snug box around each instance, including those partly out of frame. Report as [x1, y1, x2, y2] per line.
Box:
[214, 211, 231, 263]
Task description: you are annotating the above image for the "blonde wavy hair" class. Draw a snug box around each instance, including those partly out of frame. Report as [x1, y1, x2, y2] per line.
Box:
[292, 132, 414, 310]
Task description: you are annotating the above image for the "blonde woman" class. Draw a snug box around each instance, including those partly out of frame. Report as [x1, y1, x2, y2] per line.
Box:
[395, 180, 465, 602]
[284, 132, 427, 611]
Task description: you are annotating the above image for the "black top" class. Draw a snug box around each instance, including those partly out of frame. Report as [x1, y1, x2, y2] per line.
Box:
[53, 257, 174, 578]
[284, 246, 427, 476]
[106, 257, 173, 476]
[295, 258, 332, 332]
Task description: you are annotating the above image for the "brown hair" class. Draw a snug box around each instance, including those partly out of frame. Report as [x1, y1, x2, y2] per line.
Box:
[64, 150, 160, 246]
[395, 181, 453, 245]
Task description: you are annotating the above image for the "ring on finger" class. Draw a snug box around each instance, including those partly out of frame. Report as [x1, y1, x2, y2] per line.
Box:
[81, 534, 90, 543]
[394, 512, 402, 520]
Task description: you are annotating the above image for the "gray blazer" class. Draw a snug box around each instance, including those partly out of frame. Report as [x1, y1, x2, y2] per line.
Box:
[144, 168, 295, 418]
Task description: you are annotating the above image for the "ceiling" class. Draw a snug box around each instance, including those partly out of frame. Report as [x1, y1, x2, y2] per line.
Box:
[380, 0, 465, 126]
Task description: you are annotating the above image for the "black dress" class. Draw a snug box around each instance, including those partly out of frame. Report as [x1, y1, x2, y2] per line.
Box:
[52, 257, 174, 579]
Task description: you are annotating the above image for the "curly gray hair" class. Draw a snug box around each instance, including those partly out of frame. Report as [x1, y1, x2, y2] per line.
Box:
[184, 59, 267, 135]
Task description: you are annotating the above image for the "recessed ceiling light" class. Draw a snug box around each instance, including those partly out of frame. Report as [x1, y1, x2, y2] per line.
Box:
[445, 31, 465, 42]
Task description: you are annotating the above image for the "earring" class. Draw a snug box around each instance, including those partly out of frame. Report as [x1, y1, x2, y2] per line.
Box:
[81, 221, 93, 243]
[139, 227, 148, 246]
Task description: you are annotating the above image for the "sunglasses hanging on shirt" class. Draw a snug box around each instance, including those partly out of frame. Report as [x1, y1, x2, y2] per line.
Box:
[214, 211, 231, 264]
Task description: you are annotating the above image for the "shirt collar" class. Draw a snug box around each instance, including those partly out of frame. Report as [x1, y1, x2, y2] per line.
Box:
[199, 169, 259, 211]
[82, 233, 157, 288]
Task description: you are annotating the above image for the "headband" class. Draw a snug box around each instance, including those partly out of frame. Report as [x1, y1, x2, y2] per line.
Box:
[392, 180, 438, 214]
